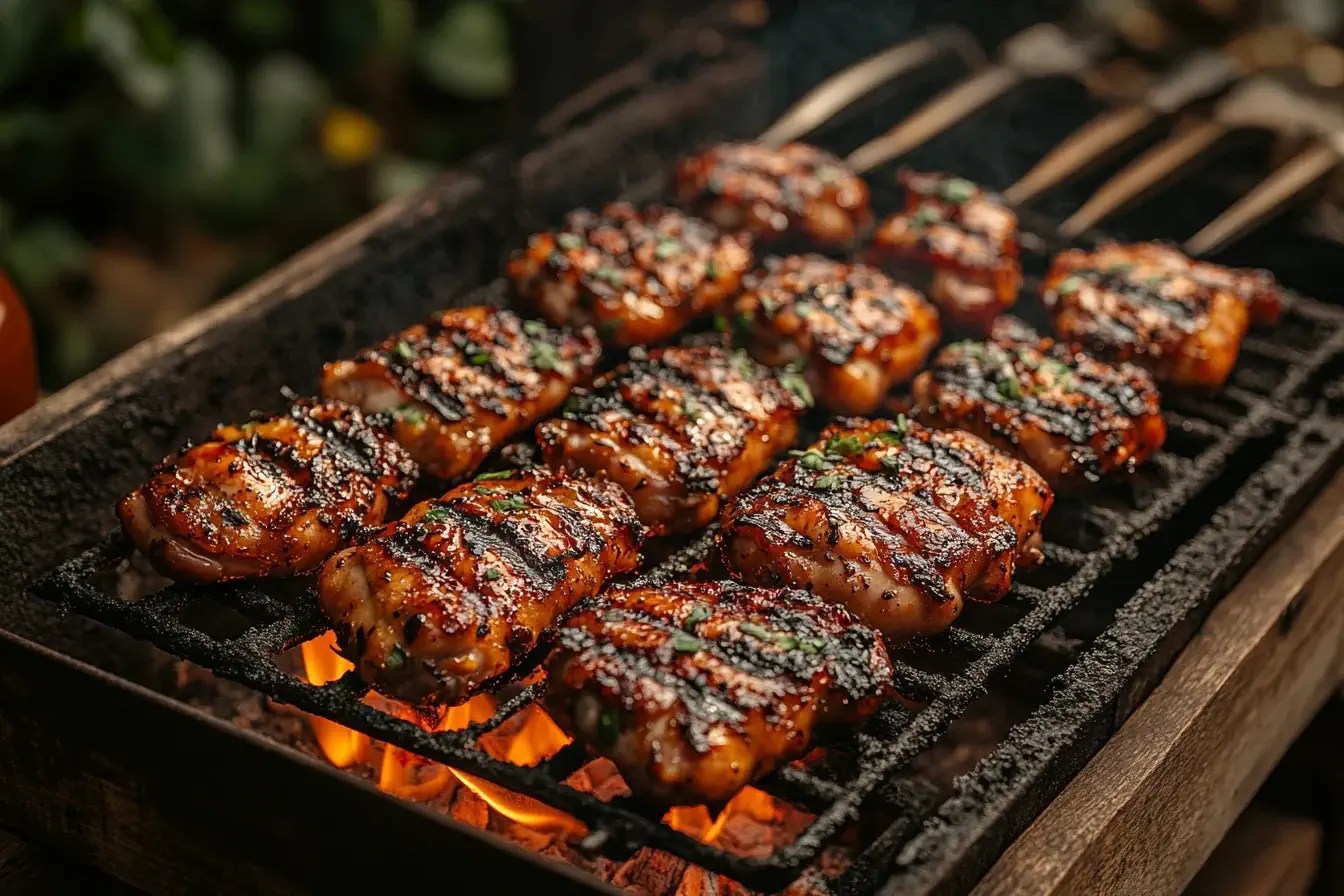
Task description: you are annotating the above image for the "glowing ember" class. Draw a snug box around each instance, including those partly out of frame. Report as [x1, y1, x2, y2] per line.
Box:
[665, 788, 781, 844]
[299, 632, 370, 767]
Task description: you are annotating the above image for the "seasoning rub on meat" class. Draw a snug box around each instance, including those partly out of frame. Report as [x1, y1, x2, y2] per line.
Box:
[537, 345, 807, 536]
[545, 581, 893, 806]
[720, 418, 1052, 641]
[318, 467, 642, 706]
[508, 203, 754, 347]
[912, 318, 1166, 485]
[728, 254, 940, 415]
[118, 399, 417, 583]
[322, 306, 601, 481]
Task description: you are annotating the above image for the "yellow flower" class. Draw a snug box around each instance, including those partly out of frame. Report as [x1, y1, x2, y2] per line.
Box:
[321, 107, 383, 165]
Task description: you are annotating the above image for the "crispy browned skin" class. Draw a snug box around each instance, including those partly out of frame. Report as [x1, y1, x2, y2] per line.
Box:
[318, 468, 642, 706]
[1098, 241, 1281, 326]
[729, 254, 941, 415]
[545, 581, 893, 806]
[719, 418, 1052, 641]
[118, 400, 417, 583]
[674, 142, 873, 250]
[322, 306, 600, 481]
[536, 346, 806, 536]
[506, 203, 753, 347]
[911, 318, 1167, 486]
[868, 171, 1022, 333]
[1041, 243, 1251, 389]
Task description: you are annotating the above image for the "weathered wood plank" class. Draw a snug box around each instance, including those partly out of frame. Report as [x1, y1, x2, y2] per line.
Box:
[1186, 806, 1322, 896]
[972, 468, 1344, 896]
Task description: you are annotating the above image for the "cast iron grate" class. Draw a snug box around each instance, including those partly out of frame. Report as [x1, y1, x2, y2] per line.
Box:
[29, 230, 1344, 892]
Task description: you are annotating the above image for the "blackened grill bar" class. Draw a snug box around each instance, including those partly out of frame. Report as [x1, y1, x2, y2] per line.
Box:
[12, 6, 1344, 896]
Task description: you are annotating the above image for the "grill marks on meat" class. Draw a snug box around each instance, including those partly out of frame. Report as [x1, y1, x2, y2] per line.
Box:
[719, 419, 1051, 640]
[674, 142, 873, 250]
[322, 306, 600, 481]
[544, 581, 892, 806]
[507, 203, 754, 347]
[729, 254, 941, 415]
[1041, 243, 1251, 389]
[912, 318, 1166, 485]
[1096, 241, 1281, 326]
[118, 399, 417, 583]
[537, 346, 806, 535]
[318, 468, 642, 706]
[868, 171, 1022, 333]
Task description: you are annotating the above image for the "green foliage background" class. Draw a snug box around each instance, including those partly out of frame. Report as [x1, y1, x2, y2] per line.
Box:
[0, 0, 513, 388]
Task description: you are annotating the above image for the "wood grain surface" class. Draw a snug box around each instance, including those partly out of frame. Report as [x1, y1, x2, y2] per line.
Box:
[973, 467, 1344, 896]
[1186, 807, 1322, 896]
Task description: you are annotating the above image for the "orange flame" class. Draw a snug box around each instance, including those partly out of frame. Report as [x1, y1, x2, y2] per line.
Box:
[298, 637, 583, 836]
[299, 633, 371, 767]
[665, 787, 779, 844]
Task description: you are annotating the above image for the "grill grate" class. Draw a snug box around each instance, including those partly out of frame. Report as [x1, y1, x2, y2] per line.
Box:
[30, 219, 1344, 892]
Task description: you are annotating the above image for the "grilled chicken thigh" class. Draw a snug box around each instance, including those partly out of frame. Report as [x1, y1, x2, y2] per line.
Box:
[322, 306, 600, 481]
[507, 203, 754, 347]
[118, 399, 417, 583]
[1041, 243, 1251, 388]
[545, 581, 893, 806]
[675, 142, 873, 250]
[1096, 241, 1281, 326]
[318, 467, 642, 706]
[912, 318, 1166, 485]
[720, 418, 1051, 640]
[728, 254, 941, 415]
[868, 171, 1022, 333]
[537, 346, 806, 536]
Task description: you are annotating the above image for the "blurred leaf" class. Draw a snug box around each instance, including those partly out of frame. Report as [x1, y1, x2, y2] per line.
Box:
[371, 154, 440, 204]
[0, 0, 51, 91]
[3, 220, 89, 295]
[193, 146, 287, 233]
[173, 42, 237, 183]
[85, 0, 175, 110]
[376, 0, 416, 60]
[320, 0, 382, 74]
[0, 108, 62, 150]
[124, 0, 179, 67]
[53, 314, 98, 384]
[248, 54, 329, 150]
[230, 0, 294, 40]
[417, 0, 512, 101]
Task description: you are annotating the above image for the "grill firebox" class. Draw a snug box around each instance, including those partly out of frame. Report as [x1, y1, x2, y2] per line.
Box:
[7, 3, 1344, 895]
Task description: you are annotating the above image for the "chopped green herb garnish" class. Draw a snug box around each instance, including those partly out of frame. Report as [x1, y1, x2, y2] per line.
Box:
[597, 708, 620, 747]
[797, 637, 827, 654]
[794, 450, 831, 471]
[682, 396, 703, 422]
[776, 635, 800, 650]
[482, 568, 502, 581]
[714, 314, 730, 333]
[394, 340, 416, 361]
[468, 351, 491, 365]
[592, 266, 625, 286]
[384, 644, 407, 671]
[490, 496, 528, 513]
[523, 319, 549, 337]
[422, 507, 452, 522]
[949, 339, 984, 359]
[671, 634, 703, 653]
[737, 622, 812, 652]
[778, 367, 813, 408]
[825, 434, 864, 457]
[547, 250, 567, 267]
[654, 237, 685, 260]
[739, 622, 773, 641]
[937, 177, 978, 204]
[873, 431, 904, 446]
[556, 233, 584, 251]
[1055, 276, 1083, 296]
[815, 473, 843, 489]
[1107, 261, 1135, 276]
[794, 302, 816, 318]
[530, 341, 568, 373]
[394, 405, 426, 425]
[894, 413, 910, 435]
[912, 205, 944, 229]
[475, 486, 504, 496]
[562, 395, 584, 419]
[683, 604, 711, 631]
[996, 372, 1024, 402]
[475, 470, 514, 481]
[732, 349, 758, 380]
[760, 296, 781, 317]
[704, 259, 719, 280]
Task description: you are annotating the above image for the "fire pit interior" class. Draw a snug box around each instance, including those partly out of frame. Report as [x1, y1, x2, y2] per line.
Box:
[7, 2, 1344, 895]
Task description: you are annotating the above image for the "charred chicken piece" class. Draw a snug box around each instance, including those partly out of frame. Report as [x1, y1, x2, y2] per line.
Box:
[545, 581, 893, 806]
[911, 318, 1167, 486]
[536, 346, 806, 536]
[1041, 243, 1250, 389]
[1096, 241, 1281, 326]
[118, 399, 417, 583]
[322, 306, 600, 481]
[868, 171, 1022, 333]
[728, 254, 941, 415]
[318, 467, 642, 706]
[674, 142, 873, 250]
[507, 203, 754, 347]
[719, 418, 1051, 641]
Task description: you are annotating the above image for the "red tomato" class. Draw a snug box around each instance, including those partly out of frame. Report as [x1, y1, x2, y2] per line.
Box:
[0, 272, 37, 424]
